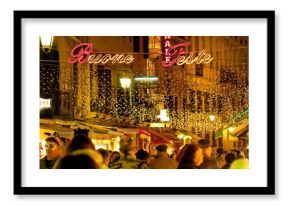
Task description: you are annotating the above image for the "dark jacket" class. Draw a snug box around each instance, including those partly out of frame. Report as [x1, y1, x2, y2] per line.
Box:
[109, 154, 145, 169]
[40, 156, 59, 169]
[149, 152, 178, 169]
[199, 157, 219, 169]
[178, 163, 200, 169]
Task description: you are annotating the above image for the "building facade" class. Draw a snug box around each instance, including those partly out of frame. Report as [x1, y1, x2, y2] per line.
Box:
[40, 36, 249, 151]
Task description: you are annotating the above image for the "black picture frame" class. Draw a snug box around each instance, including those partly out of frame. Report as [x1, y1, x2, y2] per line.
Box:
[14, 10, 275, 195]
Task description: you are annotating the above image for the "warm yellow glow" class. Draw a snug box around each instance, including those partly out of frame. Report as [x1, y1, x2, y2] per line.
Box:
[209, 115, 215, 121]
[229, 127, 235, 132]
[160, 109, 169, 122]
[178, 134, 192, 140]
[150, 123, 165, 128]
[120, 78, 131, 89]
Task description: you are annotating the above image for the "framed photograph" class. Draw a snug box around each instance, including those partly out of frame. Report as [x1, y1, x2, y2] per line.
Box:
[14, 10, 275, 195]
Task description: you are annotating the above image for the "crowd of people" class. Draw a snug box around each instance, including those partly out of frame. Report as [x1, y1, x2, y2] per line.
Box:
[40, 128, 249, 169]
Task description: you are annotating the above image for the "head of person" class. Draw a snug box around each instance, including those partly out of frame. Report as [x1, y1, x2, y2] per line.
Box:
[119, 137, 135, 156]
[135, 149, 150, 161]
[225, 152, 236, 164]
[198, 139, 212, 158]
[65, 128, 95, 154]
[45, 136, 62, 161]
[109, 151, 121, 164]
[216, 148, 224, 156]
[177, 144, 204, 166]
[97, 148, 110, 165]
[156, 144, 168, 153]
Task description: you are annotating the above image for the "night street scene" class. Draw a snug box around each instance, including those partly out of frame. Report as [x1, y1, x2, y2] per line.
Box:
[39, 36, 249, 169]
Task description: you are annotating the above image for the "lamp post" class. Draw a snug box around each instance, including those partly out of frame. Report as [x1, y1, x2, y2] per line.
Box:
[209, 114, 216, 147]
[40, 36, 54, 53]
[120, 77, 132, 116]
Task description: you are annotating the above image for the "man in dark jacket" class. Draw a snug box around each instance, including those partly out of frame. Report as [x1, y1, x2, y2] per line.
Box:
[149, 144, 178, 169]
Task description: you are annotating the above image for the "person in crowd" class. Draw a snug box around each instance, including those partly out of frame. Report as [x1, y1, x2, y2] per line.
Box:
[109, 151, 121, 168]
[54, 128, 105, 169]
[40, 136, 62, 169]
[177, 144, 204, 169]
[169, 151, 177, 160]
[230, 158, 249, 169]
[97, 148, 111, 168]
[222, 152, 236, 169]
[149, 144, 178, 169]
[135, 149, 150, 169]
[232, 149, 246, 159]
[216, 147, 226, 168]
[198, 139, 220, 169]
[110, 137, 144, 169]
[39, 142, 45, 159]
[65, 128, 95, 155]
[58, 149, 102, 169]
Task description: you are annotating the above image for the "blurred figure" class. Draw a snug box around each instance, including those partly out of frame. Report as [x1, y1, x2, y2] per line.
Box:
[39, 142, 45, 159]
[54, 128, 104, 169]
[40, 136, 62, 169]
[169, 151, 177, 160]
[135, 149, 150, 169]
[97, 148, 111, 168]
[65, 128, 95, 154]
[230, 158, 249, 169]
[58, 149, 102, 169]
[222, 152, 236, 169]
[216, 147, 226, 168]
[177, 144, 204, 169]
[109, 151, 121, 168]
[149, 144, 178, 169]
[110, 137, 144, 169]
[198, 139, 219, 169]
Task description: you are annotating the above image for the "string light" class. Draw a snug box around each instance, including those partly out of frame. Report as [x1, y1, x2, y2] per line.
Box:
[40, 36, 248, 136]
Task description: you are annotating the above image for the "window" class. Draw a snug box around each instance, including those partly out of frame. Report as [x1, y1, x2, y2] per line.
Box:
[189, 89, 196, 113]
[196, 64, 203, 77]
[197, 91, 202, 113]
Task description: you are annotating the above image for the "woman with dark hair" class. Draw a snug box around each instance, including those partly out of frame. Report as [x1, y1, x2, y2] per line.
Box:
[65, 128, 95, 154]
[58, 149, 103, 169]
[177, 144, 204, 169]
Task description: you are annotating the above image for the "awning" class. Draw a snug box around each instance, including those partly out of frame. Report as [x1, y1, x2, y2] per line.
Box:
[40, 123, 74, 140]
[230, 119, 249, 137]
[145, 128, 181, 145]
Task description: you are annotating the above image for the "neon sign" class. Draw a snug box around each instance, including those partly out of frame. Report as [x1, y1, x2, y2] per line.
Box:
[162, 37, 213, 67]
[163, 36, 172, 65]
[68, 43, 134, 65]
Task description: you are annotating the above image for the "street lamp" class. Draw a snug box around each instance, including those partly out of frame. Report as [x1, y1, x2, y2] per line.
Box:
[120, 78, 131, 89]
[120, 77, 132, 114]
[40, 36, 54, 53]
[209, 115, 215, 122]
